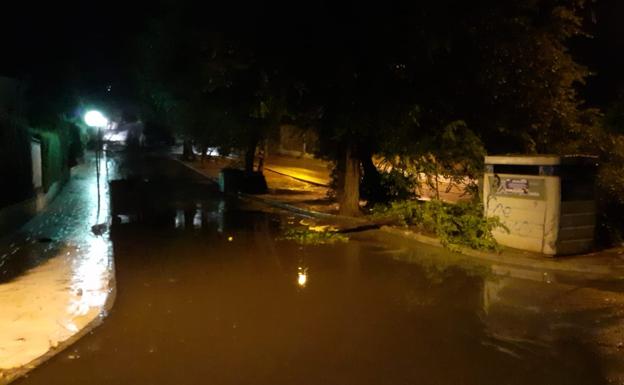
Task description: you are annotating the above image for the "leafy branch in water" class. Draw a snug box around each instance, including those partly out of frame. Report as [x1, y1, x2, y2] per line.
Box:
[279, 227, 349, 245]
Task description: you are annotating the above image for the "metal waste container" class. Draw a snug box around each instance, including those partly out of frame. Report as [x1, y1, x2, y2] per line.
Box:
[483, 155, 598, 255]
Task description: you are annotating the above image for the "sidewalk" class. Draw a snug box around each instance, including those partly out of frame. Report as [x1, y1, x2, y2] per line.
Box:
[263, 153, 331, 187]
[0, 154, 115, 384]
[181, 154, 337, 214]
[177, 154, 624, 284]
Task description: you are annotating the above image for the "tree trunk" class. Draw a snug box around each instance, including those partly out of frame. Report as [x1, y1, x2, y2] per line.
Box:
[244, 137, 258, 174]
[200, 146, 207, 164]
[182, 139, 195, 161]
[435, 162, 441, 200]
[361, 152, 383, 203]
[339, 146, 361, 216]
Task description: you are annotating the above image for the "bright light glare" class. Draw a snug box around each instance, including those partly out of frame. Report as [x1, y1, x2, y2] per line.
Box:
[297, 267, 307, 287]
[84, 110, 108, 128]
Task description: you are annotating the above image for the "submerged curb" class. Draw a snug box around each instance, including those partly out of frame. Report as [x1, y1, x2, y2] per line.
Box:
[377, 226, 623, 278]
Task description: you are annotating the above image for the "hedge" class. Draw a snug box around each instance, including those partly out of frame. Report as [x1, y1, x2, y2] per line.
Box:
[0, 117, 33, 208]
[36, 130, 69, 192]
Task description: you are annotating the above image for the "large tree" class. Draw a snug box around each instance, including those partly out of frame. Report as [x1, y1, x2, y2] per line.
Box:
[458, 0, 600, 153]
[137, 14, 291, 172]
[136, 0, 597, 215]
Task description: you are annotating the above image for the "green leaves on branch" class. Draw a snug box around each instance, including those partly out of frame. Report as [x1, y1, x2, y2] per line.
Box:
[372, 200, 506, 252]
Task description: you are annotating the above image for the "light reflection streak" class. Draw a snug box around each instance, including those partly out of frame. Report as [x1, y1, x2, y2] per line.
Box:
[68, 150, 113, 318]
[175, 209, 185, 229]
[193, 207, 202, 229]
[297, 266, 308, 288]
[217, 201, 225, 233]
[68, 236, 111, 316]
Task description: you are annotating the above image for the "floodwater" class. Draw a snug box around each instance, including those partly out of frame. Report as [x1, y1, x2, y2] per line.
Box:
[15, 152, 612, 385]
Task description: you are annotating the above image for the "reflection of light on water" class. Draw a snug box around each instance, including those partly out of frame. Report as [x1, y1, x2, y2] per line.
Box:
[193, 207, 202, 229]
[175, 209, 185, 229]
[71, 152, 113, 318]
[217, 201, 225, 233]
[90, 153, 110, 224]
[297, 267, 308, 287]
[68, 235, 111, 317]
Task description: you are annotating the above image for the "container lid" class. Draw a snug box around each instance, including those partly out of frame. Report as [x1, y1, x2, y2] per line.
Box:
[485, 154, 598, 166]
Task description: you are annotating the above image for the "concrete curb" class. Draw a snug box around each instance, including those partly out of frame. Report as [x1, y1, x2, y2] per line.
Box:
[264, 167, 330, 187]
[172, 155, 219, 183]
[238, 193, 363, 223]
[377, 226, 622, 278]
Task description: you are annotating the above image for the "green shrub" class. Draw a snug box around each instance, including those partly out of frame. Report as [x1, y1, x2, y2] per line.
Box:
[372, 199, 505, 252]
[381, 170, 418, 200]
[32, 123, 82, 192]
[43, 132, 63, 190]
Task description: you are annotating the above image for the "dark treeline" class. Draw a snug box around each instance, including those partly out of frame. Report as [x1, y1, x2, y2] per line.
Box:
[3, 0, 624, 242]
[137, 0, 614, 215]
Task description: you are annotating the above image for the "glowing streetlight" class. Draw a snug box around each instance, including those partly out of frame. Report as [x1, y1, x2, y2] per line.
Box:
[84, 110, 108, 128]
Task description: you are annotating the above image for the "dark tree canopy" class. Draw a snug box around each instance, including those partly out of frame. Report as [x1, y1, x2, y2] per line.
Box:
[134, 0, 598, 214]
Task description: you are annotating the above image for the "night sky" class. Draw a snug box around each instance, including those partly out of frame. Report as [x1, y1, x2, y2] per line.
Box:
[1, 2, 148, 102]
[578, 0, 624, 106]
[1, 1, 623, 109]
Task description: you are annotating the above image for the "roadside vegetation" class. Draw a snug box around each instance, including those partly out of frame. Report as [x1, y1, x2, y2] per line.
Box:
[0, 103, 84, 210]
[371, 200, 505, 252]
[0, 114, 33, 208]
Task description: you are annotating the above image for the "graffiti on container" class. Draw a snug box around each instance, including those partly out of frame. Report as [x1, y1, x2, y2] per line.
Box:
[491, 202, 512, 218]
[509, 219, 531, 235]
[487, 197, 532, 236]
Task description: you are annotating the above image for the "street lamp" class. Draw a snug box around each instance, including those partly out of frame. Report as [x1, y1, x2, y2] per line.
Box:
[84, 110, 108, 224]
[84, 110, 108, 128]
[84, 109, 109, 150]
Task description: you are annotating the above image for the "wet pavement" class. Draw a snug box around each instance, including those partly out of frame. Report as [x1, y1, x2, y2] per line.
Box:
[8, 150, 624, 384]
[0, 153, 114, 380]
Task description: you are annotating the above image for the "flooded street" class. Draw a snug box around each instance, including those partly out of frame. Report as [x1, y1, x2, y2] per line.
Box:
[12, 152, 619, 385]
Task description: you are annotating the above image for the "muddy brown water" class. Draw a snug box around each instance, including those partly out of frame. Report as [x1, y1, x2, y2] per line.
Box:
[15, 154, 608, 385]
